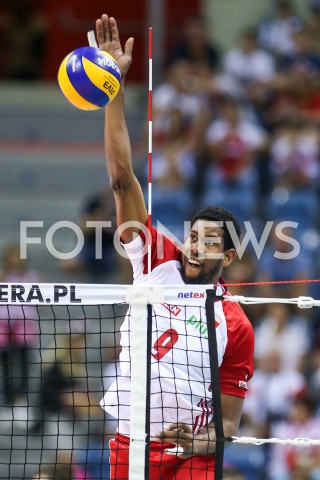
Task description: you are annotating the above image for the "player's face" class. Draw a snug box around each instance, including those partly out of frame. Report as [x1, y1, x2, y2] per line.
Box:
[181, 219, 235, 284]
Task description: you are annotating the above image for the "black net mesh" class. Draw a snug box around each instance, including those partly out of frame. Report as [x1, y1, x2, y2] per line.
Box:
[0, 302, 127, 480]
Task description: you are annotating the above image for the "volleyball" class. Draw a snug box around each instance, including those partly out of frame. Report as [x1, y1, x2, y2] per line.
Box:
[57, 46, 121, 111]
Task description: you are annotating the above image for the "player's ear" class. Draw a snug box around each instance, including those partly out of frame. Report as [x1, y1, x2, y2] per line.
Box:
[222, 248, 236, 267]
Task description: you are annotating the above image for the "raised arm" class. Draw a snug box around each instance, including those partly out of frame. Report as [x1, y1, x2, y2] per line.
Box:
[95, 14, 148, 243]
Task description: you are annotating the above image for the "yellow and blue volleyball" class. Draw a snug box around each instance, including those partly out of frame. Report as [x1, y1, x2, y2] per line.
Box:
[57, 46, 121, 111]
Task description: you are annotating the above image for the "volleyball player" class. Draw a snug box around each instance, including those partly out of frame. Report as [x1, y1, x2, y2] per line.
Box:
[95, 14, 254, 480]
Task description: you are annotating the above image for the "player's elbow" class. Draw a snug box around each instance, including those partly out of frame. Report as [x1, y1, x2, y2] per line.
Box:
[222, 418, 241, 438]
[110, 172, 134, 195]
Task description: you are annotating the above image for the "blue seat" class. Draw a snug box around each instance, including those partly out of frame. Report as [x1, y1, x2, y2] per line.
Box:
[265, 188, 318, 233]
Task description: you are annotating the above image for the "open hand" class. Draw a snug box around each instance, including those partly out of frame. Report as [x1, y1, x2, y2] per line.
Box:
[95, 14, 134, 78]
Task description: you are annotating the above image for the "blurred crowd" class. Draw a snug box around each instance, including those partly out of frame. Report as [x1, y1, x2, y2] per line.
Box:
[1, 0, 320, 479]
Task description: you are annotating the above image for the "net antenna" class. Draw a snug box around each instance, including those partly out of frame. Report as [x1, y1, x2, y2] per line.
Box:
[147, 26, 153, 278]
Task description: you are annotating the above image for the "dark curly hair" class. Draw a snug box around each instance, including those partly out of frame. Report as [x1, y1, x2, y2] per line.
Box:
[190, 206, 242, 251]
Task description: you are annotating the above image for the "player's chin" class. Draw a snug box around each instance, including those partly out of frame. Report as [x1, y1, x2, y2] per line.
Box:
[182, 265, 203, 284]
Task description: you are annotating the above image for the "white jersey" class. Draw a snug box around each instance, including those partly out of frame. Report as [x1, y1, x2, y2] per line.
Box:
[101, 225, 254, 438]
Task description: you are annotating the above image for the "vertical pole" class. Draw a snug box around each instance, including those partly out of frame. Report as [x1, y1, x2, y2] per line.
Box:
[206, 288, 225, 480]
[146, 0, 165, 86]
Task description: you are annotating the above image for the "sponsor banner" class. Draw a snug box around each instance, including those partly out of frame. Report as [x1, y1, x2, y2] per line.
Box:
[0, 284, 214, 306]
[0, 283, 127, 305]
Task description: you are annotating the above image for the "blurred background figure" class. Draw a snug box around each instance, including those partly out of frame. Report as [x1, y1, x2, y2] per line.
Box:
[257, 0, 303, 62]
[254, 303, 311, 372]
[32, 453, 91, 479]
[0, 244, 41, 406]
[0, 0, 47, 80]
[306, 0, 320, 54]
[223, 465, 247, 480]
[32, 462, 74, 480]
[25, 318, 102, 434]
[147, 106, 196, 240]
[244, 349, 306, 433]
[166, 15, 221, 72]
[201, 96, 268, 223]
[268, 394, 320, 480]
[224, 411, 268, 480]
[223, 27, 276, 90]
[256, 221, 315, 299]
[60, 187, 131, 284]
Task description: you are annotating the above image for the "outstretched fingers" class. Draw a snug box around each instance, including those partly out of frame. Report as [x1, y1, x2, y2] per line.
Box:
[96, 14, 110, 48]
[108, 17, 120, 44]
[124, 37, 134, 58]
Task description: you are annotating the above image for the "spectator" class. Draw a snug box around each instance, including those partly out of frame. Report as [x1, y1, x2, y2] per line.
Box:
[258, 0, 303, 61]
[268, 118, 319, 190]
[148, 107, 197, 239]
[32, 454, 90, 480]
[244, 350, 306, 431]
[307, 343, 320, 400]
[18, 318, 103, 435]
[0, 244, 41, 405]
[269, 26, 320, 121]
[222, 27, 277, 131]
[202, 96, 268, 222]
[61, 188, 131, 283]
[279, 25, 320, 76]
[224, 413, 268, 480]
[223, 27, 276, 89]
[152, 59, 209, 144]
[268, 394, 320, 480]
[0, 0, 47, 80]
[306, 1, 320, 54]
[263, 122, 319, 244]
[254, 303, 311, 371]
[32, 462, 73, 480]
[223, 465, 247, 479]
[256, 221, 315, 298]
[167, 15, 221, 72]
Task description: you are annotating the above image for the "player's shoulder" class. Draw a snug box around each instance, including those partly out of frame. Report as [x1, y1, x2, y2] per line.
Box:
[140, 224, 181, 275]
[149, 224, 181, 260]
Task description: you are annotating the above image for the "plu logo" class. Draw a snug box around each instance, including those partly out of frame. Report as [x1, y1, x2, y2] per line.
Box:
[186, 315, 208, 339]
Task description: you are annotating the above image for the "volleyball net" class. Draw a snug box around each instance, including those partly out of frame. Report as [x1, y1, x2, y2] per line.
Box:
[0, 282, 320, 480]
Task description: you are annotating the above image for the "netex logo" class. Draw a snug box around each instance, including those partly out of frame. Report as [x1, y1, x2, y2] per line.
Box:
[177, 292, 205, 299]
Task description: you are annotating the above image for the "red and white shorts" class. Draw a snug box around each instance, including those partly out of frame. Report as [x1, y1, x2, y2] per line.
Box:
[109, 433, 215, 480]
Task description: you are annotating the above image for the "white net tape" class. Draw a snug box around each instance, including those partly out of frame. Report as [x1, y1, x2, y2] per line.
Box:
[164, 436, 320, 455]
[225, 295, 320, 308]
[231, 436, 320, 446]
